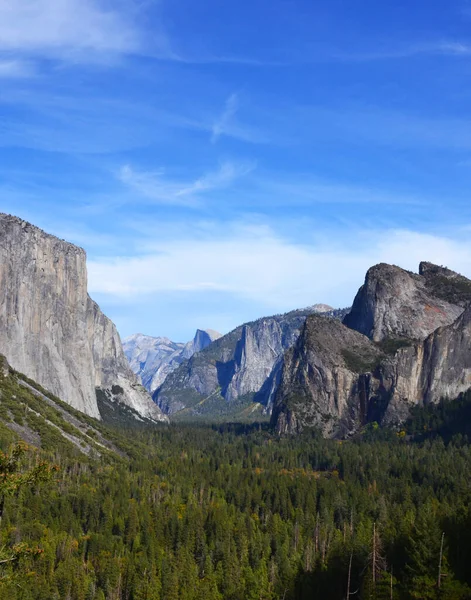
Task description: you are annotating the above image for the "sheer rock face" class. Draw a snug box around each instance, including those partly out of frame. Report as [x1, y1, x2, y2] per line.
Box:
[343, 263, 464, 342]
[0, 214, 167, 422]
[272, 315, 384, 437]
[273, 262, 471, 437]
[153, 309, 320, 416]
[183, 329, 222, 358]
[224, 319, 296, 403]
[377, 306, 471, 426]
[123, 329, 221, 393]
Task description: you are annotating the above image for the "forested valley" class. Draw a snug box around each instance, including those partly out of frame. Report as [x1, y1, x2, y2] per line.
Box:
[1, 385, 471, 600]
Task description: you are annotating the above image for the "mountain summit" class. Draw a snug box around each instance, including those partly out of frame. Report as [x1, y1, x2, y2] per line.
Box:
[343, 262, 465, 341]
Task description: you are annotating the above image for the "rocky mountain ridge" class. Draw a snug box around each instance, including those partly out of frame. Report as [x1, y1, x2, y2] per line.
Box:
[153, 306, 348, 421]
[0, 214, 167, 423]
[272, 262, 471, 437]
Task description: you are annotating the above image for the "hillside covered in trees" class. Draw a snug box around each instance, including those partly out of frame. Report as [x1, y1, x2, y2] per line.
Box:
[1, 364, 471, 599]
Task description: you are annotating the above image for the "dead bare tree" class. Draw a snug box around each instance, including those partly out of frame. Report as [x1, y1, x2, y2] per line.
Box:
[369, 522, 387, 594]
[345, 551, 360, 598]
[438, 532, 445, 589]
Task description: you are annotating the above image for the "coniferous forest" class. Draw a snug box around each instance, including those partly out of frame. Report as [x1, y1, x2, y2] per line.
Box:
[1, 387, 471, 599]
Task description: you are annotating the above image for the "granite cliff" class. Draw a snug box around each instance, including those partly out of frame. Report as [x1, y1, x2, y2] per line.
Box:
[272, 315, 383, 437]
[0, 214, 167, 422]
[343, 262, 465, 342]
[372, 305, 471, 427]
[272, 262, 471, 436]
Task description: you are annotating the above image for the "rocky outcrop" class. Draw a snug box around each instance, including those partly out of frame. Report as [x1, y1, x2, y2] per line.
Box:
[419, 262, 471, 307]
[343, 263, 464, 342]
[0, 214, 167, 422]
[310, 303, 335, 313]
[123, 329, 221, 393]
[272, 315, 384, 437]
[0, 354, 10, 379]
[273, 262, 471, 437]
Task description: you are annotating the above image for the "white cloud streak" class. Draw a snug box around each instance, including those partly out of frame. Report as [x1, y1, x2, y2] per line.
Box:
[289, 105, 471, 151]
[118, 161, 255, 206]
[0, 0, 144, 62]
[249, 176, 425, 206]
[334, 40, 471, 62]
[88, 225, 471, 312]
[211, 93, 240, 143]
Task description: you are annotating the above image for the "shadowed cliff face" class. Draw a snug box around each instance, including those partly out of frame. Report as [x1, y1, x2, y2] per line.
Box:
[153, 308, 349, 419]
[271, 315, 383, 437]
[153, 310, 311, 417]
[0, 214, 167, 422]
[272, 262, 471, 437]
[376, 306, 471, 426]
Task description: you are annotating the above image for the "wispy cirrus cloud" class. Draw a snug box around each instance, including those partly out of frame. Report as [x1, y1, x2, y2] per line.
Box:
[437, 41, 471, 55]
[175, 161, 255, 197]
[208, 93, 268, 144]
[118, 161, 255, 206]
[247, 175, 426, 207]
[211, 93, 240, 143]
[277, 104, 471, 152]
[336, 40, 471, 62]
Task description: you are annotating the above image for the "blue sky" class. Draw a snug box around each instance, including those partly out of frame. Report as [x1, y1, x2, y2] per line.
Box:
[2, 0, 471, 341]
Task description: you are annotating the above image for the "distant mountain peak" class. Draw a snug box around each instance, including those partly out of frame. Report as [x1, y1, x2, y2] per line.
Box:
[196, 328, 222, 340]
[123, 333, 174, 346]
[310, 303, 335, 313]
[187, 329, 222, 356]
[123, 328, 221, 393]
